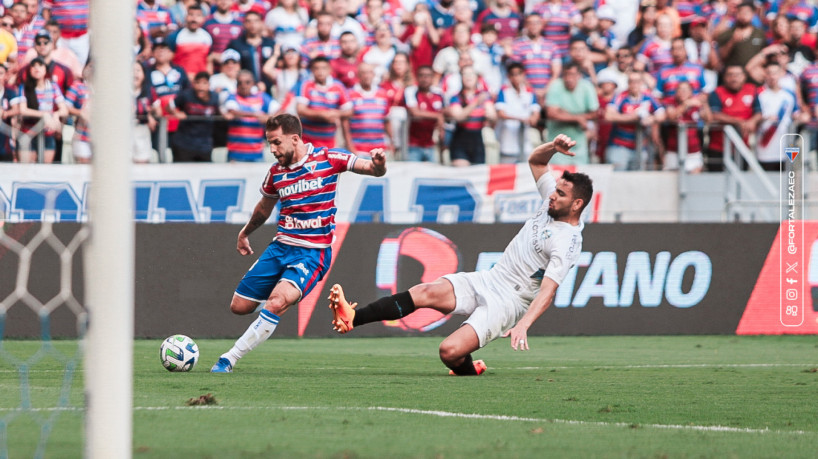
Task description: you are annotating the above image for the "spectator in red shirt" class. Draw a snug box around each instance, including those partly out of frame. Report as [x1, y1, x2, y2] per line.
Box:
[706, 64, 762, 170]
[400, 2, 439, 73]
[404, 65, 445, 162]
[331, 31, 361, 89]
[167, 4, 213, 79]
[664, 81, 711, 173]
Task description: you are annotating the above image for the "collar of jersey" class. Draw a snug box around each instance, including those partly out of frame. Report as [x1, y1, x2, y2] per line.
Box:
[285, 143, 314, 170]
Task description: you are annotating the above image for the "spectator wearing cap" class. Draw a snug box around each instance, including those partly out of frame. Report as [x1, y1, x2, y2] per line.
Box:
[495, 62, 540, 164]
[684, 16, 719, 93]
[545, 60, 599, 165]
[264, 0, 308, 50]
[226, 10, 276, 93]
[343, 62, 393, 156]
[167, 4, 213, 80]
[204, 0, 244, 64]
[604, 71, 664, 171]
[766, 0, 818, 35]
[262, 43, 306, 114]
[533, 0, 582, 60]
[301, 12, 341, 63]
[41, 0, 90, 67]
[146, 39, 191, 152]
[601, 0, 639, 46]
[707, 64, 761, 171]
[295, 56, 351, 149]
[211, 48, 241, 105]
[169, 71, 222, 162]
[36, 20, 82, 77]
[716, 1, 766, 69]
[655, 37, 706, 105]
[330, 31, 362, 89]
[512, 14, 560, 104]
[595, 5, 619, 51]
[0, 15, 18, 67]
[223, 69, 280, 162]
[18, 29, 73, 95]
[136, 0, 177, 43]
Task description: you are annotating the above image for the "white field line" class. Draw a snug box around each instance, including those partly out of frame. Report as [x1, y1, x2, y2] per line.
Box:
[2, 363, 817, 374]
[0, 405, 810, 436]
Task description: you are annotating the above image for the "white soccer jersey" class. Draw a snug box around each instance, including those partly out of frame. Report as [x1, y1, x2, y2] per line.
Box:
[491, 172, 583, 303]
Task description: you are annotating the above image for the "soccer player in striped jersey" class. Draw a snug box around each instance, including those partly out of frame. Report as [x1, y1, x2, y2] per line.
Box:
[211, 113, 387, 373]
[329, 135, 590, 376]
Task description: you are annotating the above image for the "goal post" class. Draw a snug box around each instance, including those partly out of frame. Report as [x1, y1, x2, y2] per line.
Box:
[84, 0, 136, 457]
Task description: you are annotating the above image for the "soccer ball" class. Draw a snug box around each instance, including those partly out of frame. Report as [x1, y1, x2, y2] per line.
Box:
[160, 335, 199, 372]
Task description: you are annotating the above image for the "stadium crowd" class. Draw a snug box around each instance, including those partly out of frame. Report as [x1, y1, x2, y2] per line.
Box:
[0, 0, 814, 171]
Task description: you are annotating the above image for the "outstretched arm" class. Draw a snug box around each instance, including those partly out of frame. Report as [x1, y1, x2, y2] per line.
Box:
[528, 134, 577, 183]
[237, 195, 278, 256]
[350, 148, 387, 177]
[505, 277, 558, 351]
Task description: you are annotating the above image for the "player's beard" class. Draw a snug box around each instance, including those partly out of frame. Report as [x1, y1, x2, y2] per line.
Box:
[547, 205, 569, 219]
[278, 148, 295, 166]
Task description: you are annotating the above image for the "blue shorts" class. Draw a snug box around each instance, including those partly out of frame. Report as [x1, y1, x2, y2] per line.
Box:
[235, 240, 332, 303]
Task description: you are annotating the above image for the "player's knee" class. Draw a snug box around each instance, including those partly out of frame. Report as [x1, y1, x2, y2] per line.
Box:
[438, 342, 460, 365]
[264, 293, 291, 316]
[229, 297, 256, 315]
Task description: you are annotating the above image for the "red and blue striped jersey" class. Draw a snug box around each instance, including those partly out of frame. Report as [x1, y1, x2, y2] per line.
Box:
[15, 16, 45, 61]
[767, 1, 818, 31]
[473, 9, 523, 41]
[511, 36, 557, 90]
[800, 64, 818, 108]
[260, 144, 357, 248]
[65, 79, 90, 142]
[224, 92, 279, 161]
[607, 92, 663, 150]
[666, 103, 702, 153]
[449, 92, 489, 131]
[136, 1, 175, 39]
[637, 38, 672, 77]
[534, 1, 580, 58]
[656, 62, 706, 104]
[674, 0, 706, 22]
[19, 81, 65, 133]
[203, 15, 243, 54]
[231, 0, 271, 19]
[43, 0, 89, 38]
[301, 37, 341, 62]
[296, 78, 350, 149]
[347, 85, 391, 153]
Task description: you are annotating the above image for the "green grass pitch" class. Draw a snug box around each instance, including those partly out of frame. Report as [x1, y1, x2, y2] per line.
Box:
[1, 335, 817, 458]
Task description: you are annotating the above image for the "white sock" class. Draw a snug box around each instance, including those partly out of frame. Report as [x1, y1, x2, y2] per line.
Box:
[222, 309, 280, 366]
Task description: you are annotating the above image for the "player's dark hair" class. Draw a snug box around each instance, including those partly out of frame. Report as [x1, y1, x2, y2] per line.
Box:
[266, 113, 303, 138]
[309, 55, 330, 68]
[416, 65, 434, 74]
[506, 61, 524, 74]
[187, 4, 204, 13]
[24, 58, 48, 111]
[562, 170, 593, 213]
[562, 60, 581, 74]
[193, 71, 210, 82]
[339, 30, 356, 40]
[479, 22, 497, 35]
[244, 10, 263, 21]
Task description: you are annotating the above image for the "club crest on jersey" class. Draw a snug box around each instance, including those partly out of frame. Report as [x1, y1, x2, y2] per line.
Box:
[541, 228, 552, 240]
[305, 161, 317, 173]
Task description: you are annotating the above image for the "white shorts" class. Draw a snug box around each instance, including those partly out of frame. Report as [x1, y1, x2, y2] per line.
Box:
[444, 271, 528, 348]
[663, 151, 703, 172]
[72, 139, 92, 160]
